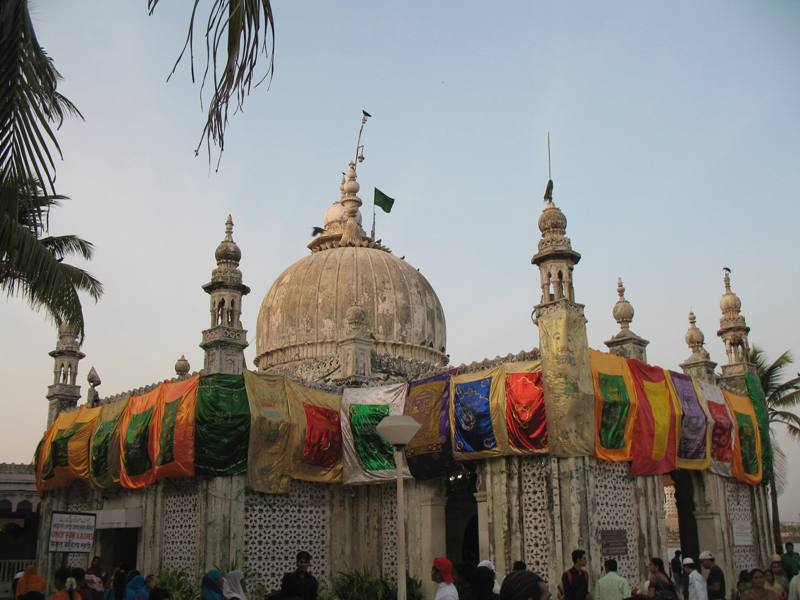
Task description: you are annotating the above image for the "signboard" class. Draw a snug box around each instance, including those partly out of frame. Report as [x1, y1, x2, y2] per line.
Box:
[95, 507, 143, 529]
[733, 519, 753, 546]
[600, 528, 629, 557]
[49, 511, 96, 553]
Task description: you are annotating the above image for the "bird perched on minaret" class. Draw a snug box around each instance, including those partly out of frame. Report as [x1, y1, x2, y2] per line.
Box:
[544, 179, 554, 202]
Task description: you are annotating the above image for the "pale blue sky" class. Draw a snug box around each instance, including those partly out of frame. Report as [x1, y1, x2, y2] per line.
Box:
[2, 1, 798, 514]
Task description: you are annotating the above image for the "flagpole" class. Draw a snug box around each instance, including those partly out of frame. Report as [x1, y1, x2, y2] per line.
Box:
[371, 197, 376, 240]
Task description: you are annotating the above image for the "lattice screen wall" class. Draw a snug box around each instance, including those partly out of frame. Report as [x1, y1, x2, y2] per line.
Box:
[66, 483, 94, 568]
[162, 480, 199, 579]
[593, 461, 639, 583]
[381, 484, 398, 582]
[244, 481, 331, 592]
[520, 457, 553, 576]
[726, 480, 758, 573]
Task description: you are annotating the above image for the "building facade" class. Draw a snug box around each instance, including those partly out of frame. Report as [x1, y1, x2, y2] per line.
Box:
[34, 162, 772, 599]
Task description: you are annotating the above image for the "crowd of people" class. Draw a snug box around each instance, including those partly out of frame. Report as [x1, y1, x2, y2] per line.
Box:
[431, 544, 800, 600]
[10, 543, 800, 600]
[10, 551, 317, 600]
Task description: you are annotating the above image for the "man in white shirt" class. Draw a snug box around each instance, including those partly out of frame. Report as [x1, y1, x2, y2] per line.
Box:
[432, 556, 459, 600]
[683, 558, 708, 600]
[788, 573, 800, 600]
[595, 559, 631, 600]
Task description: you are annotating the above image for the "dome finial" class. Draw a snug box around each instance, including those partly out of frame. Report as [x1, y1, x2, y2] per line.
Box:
[215, 214, 241, 266]
[175, 354, 190, 377]
[685, 310, 707, 355]
[225, 214, 234, 241]
[612, 277, 634, 331]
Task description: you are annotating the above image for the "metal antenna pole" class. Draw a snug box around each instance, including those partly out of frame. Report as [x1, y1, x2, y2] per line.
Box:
[547, 132, 552, 180]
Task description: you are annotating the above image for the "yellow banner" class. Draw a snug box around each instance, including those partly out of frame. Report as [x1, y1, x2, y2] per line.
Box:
[244, 370, 291, 494]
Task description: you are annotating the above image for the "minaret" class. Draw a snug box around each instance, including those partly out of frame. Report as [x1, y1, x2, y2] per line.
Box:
[604, 277, 649, 361]
[680, 312, 717, 383]
[531, 178, 595, 455]
[46, 322, 85, 426]
[716, 269, 755, 390]
[200, 215, 250, 375]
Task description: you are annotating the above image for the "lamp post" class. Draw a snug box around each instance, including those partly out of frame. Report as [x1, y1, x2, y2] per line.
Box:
[376, 414, 421, 600]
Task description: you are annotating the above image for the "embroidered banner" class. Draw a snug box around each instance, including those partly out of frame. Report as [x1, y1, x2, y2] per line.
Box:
[724, 389, 763, 485]
[37, 405, 101, 492]
[504, 367, 547, 453]
[286, 379, 343, 483]
[668, 372, 710, 470]
[627, 359, 678, 475]
[404, 371, 457, 479]
[244, 370, 291, 494]
[152, 376, 198, 481]
[119, 386, 158, 489]
[89, 397, 129, 488]
[451, 367, 501, 460]
[696, 380, 733, 477]
[537, 308, 595, 456]
[195, 374, 250, 476]
[589, 350, 638, 462]
[744, 372, 772, 482]
[341, 383, 410, 484]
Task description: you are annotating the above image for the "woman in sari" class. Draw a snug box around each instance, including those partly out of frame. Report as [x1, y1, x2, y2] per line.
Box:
[201, 570, 224, 600]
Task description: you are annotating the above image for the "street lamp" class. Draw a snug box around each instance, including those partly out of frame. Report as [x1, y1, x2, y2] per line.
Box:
[377, 415, 421, 600]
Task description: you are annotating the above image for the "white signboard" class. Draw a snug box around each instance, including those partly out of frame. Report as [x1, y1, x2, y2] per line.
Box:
[733, 519, 753, 546]
[49, 511, 96, 553]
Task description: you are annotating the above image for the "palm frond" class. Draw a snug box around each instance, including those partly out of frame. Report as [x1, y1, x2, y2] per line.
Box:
[147, 0, 275, 165]
[0, 0, 82, 215]
[57, 262, 103, 301]
[38, 235, 94, 261]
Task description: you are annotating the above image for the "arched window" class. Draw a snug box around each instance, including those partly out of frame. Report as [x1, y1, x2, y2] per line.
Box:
[17, 500, 33, 514]
[0, 498, 12, 514]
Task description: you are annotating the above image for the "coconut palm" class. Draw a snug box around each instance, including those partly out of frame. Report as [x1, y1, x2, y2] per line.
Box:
[0, 177, 102, 333]
[749, 346, 800, 554]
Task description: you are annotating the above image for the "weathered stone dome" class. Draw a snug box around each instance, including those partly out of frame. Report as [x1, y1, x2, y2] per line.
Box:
[255, 245, 447, 370]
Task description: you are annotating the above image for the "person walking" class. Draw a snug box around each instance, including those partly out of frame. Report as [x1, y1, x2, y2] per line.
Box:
[671, 553, 684, 600]
[473, 566, 499, 600]
[783, 545, 800, 580]
[561, 550, 591, 600]
[124, 576, 149, 600]
[432, 557, 459, 600]
[222, 571, 246, 600]
[698, 552, 725, 600]
[50, 569, 82, 600]
[500, 571, 544, 600]
[595, 560, 631, 600]
[16, 565, 46, 598]
[682, 559, 707, 600]
[278, 551, 317, 600]
[787, 571, 800, 600]
[646, 558, 677, 600]
[770, 556, 790, 595]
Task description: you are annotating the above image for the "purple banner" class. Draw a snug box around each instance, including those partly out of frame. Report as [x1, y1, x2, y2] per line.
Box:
[404, 371, 457, 479]
[670, 372, 708, 460]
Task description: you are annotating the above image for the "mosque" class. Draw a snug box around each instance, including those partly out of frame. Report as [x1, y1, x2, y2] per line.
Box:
[32, 149, 772, 599]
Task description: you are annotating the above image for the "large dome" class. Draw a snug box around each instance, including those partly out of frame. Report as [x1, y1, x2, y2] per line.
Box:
[255, 245, 447, 370]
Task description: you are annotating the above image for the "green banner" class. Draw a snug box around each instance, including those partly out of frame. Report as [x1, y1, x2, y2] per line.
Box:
[734, 411, 759, 475]
[349, 404, 394, 471]
[157, 399, 181, 466]
[196, 374, 251, 476]
[744, 372, 772, 481]
[124, 408, 154, 477]
[598, 373, 631, 450]
[90, 419, 116, 479]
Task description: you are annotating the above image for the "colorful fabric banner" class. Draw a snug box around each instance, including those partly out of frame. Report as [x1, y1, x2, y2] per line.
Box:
[195, 374, 250, 476]
[341, 383, 410, 484]
[744, 372, 773, 482]
[404, 371, 457, 479]
[696, 380, 733, 477]
[450, 367, 502, 460]
[152, 376, 198, 481]
[668, 372, 711, 470]
[627, 359, 679, 476]
[244, 370, 291, 493]
[537, 308, 595, 457]
[285, 379, 343, 483]
[89, 397, 129, 488]
[37, 405, 101, 492]
[504, 362, 547, 453]
[724, 390, 763, 485]
[589, 350, 638, 462]
[119, 386, 158, 489]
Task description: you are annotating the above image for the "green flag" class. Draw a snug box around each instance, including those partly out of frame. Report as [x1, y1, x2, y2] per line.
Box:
[374, 188, 395, 213]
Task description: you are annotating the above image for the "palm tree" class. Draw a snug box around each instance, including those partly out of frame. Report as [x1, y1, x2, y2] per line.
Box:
[750, 346, 800, 554]
[1, 177, 102, 332]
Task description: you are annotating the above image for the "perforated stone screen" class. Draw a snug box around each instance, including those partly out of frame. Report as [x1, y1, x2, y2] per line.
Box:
[726, 480, 758, 573]
[521, 457, 553, 576]
[381, 484, 398, 582]
[593, 461, 639, 583]
[244, 481, 331, 592]
[162, 480, 199, 580]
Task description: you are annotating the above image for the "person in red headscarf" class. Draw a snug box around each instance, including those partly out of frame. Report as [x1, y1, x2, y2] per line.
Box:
[432, 557, 459, 600]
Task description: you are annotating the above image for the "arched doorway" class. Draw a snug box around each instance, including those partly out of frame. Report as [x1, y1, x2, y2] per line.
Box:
[445, 465, 479, 564]
[666, 471, 700, 561]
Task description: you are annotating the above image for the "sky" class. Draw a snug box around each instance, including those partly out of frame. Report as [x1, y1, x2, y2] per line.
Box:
[2, 1, 799, 515]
